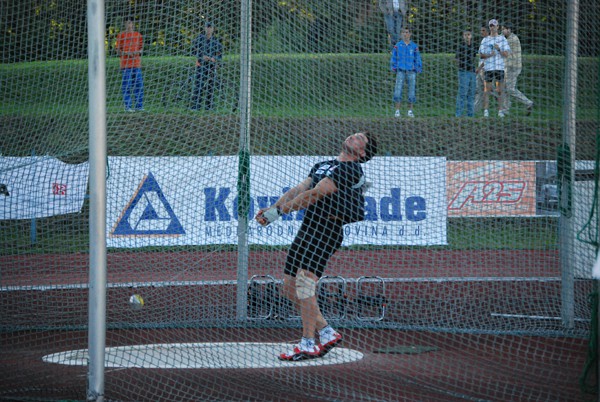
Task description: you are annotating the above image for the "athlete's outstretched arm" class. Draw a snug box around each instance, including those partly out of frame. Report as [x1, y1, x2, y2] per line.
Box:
[274, 177, 313, 208]
[255, 177, 312, 225]
[255, 178, 337, 226]
[279, 178, 337, 214]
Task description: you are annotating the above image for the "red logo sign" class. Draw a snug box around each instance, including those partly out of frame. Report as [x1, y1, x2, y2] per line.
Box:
[52, 182, 67, 195]
[448, 181, 526, 210]
[447, 161, 536, 216]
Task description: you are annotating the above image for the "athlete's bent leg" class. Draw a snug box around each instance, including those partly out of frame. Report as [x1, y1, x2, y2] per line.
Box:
[282, 274, 298, 305]
[296, 270, 327, 339]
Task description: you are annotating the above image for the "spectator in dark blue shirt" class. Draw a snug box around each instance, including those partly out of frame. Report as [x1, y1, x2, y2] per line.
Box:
[454, 29, 478, 117]
[191, 22, 222, 111]
[390, 28, 422, 117]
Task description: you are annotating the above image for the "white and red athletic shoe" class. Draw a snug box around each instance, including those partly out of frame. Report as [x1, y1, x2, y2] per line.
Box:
[319, 331, 342, 357]
[278, 343, 321, 361]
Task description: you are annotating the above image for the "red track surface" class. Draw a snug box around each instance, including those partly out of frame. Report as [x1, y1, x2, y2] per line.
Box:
[2, 249, 560, 286]
[1, 249, 592, 401]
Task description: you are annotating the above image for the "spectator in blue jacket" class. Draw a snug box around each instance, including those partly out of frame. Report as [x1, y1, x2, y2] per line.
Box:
[390, 28, 422, 117]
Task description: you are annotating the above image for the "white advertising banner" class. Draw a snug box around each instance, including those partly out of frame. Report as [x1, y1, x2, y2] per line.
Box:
[106, 156, 447, 248]
[0, 157, 88, 220]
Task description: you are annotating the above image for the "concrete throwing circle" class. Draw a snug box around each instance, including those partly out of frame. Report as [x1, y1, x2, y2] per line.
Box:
[42, 342, 364, 369]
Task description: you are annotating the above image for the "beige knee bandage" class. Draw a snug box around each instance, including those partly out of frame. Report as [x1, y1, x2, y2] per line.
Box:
[295, 271, 316, 300]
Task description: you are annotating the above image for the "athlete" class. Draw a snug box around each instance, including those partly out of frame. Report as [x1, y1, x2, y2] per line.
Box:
[255, 131, 378, 361]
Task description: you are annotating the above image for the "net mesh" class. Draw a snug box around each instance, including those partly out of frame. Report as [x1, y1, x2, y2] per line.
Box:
[1, 0, 600, 401]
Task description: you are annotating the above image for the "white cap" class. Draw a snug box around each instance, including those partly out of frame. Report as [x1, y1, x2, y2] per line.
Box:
[488, 19, 499, 27]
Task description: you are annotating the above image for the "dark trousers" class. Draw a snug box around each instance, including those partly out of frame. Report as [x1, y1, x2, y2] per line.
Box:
[192, 66, 217, 110]
[284, 215, 344, 278]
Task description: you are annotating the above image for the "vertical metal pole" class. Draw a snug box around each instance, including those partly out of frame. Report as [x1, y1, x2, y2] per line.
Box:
[236, 0, 252, 320]
[560, 0, 579, 329]
[87, 0, 107, 400]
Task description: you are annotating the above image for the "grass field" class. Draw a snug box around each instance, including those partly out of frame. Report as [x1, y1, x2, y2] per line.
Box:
[0, 53, 598, 117]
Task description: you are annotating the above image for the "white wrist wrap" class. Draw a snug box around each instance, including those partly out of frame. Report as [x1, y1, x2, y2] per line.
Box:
[263, 207, 281, 224]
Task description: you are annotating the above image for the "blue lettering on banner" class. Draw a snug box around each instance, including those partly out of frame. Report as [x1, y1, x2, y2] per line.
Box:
[112, 172, 185, 236]
[372, 188, 427, 222]
[204, 187, 232, 221]
[203, 187, 426, 222]
[205, 225, 233, 237]
[341, 224, 423, 237]
[205, 187, 305, 222]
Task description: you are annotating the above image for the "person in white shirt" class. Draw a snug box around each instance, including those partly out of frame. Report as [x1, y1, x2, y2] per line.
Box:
[479, 19, 511, 117]
[502, 23, 534, 116]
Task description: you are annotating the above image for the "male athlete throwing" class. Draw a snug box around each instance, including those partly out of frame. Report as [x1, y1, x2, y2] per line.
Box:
[255, 131, 378, 361]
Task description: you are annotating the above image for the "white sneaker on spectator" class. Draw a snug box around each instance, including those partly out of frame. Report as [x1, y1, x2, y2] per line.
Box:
[498, 110, 505, 118]
[483, 109, 489, 118]
[407, 110, 414, 118]
[394, 110, 400, 118]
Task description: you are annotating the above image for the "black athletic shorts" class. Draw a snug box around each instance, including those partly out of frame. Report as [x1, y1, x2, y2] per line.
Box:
[484, 70, 504, 83]
[284, 214, 344, 278]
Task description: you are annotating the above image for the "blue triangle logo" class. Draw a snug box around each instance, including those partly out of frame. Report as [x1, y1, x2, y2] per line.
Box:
[111, 172, 185, 236]
[141, 202, 160, 220]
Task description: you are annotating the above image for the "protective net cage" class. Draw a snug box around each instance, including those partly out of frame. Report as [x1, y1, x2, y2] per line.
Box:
[1, 0, 600, 401]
